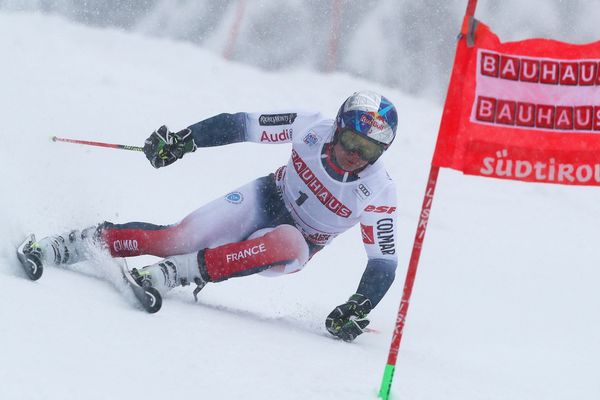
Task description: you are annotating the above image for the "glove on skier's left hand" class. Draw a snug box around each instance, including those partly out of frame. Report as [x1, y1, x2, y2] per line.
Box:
[325, 293, 372, 342]
[143, 125, 197, 168]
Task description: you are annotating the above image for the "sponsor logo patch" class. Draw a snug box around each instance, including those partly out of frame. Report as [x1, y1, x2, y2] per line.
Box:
[113, 239, 139, 253]
[260, 128, 292, 142]
[275, 166, 286, 182]
[303, 132, 319, 146]
[354, 183, 371, 200]
[376, 218, 395, 254]
[307, 232, 332, 245]
[361, 224, 375, 244]
[259, 113, 297, 126]
[360, 113, 386, 130]
[226, 243, 267, 262]
[291, 150, 351, 218]
[225, 191, 244, 204]
[474, 50, 600, 133]
[364, 205, 396, 214]
[478, 147, 600, 184]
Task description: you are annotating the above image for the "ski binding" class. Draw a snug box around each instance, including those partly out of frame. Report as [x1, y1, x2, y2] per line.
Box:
[120, 262, 162, 314]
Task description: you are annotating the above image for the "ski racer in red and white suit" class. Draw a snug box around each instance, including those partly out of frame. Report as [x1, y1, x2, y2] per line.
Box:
[31, 91, 399, 341]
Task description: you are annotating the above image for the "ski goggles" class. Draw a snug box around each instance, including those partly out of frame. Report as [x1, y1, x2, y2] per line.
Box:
[338, 129, 385, 163]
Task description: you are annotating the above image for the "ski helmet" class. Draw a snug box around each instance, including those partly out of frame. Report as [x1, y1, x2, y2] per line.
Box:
[335, 91, 398, 148]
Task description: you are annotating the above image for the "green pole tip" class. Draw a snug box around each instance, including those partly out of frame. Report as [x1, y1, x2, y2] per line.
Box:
[378, 364, 396, 399]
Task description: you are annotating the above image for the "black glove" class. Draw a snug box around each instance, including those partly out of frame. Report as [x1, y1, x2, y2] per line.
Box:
[325, 293, 372, 342]
[143, 125, 197, 168]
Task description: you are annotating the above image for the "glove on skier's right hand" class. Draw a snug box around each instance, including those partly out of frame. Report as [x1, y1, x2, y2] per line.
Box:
[143, 125, 197, 168]
[325, 293, 372, 342]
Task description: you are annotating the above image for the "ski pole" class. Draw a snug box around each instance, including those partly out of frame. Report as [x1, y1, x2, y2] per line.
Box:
[51, 136, 144, 152]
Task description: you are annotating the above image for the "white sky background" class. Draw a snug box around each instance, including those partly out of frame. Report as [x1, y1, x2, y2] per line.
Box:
[1, 0, 599, 101]
[1, 6, 600, 400]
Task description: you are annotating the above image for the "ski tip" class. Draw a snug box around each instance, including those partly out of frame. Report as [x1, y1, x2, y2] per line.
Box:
[18, 260, 43, 281]
[26, 263, 44, 281]
[120, 263, 163, 314]
[16, 234, 44, 281]
[142, 287, 162, 314]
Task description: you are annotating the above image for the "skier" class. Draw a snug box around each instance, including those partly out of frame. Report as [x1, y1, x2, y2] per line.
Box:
[17, 90, 399, 342]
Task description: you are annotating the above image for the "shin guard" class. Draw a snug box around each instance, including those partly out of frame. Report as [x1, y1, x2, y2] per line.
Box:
[100, 222, 180, 258]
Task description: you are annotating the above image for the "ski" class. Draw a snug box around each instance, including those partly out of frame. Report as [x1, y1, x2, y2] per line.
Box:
[120, 262, 162, 313]
[16, 234, 43, 281]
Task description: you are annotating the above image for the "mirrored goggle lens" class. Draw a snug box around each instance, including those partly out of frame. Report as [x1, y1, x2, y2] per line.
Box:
[339, 130, 384, 162]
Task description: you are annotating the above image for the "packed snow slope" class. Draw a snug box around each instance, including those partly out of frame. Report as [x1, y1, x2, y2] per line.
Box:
[2, 12, 600, 400]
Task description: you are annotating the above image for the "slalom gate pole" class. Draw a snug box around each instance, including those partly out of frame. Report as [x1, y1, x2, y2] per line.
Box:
[326, 0, 342, 72]
[377, 1, 478, 398]
[51, 136, 144, 152]
[223, 0, 247, 60]
[377, 166, 440, 399]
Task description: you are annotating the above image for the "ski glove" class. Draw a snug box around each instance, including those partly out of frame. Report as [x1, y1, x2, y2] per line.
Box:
[325, 293, 372, 342]
[143, 125, 197, 168]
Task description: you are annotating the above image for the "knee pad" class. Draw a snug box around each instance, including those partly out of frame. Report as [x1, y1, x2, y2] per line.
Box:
[202, 224, 309, 281]
[251, 225, 309, 276]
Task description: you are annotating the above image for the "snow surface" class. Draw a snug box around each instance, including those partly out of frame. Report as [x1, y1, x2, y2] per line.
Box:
[2, 11, 600, 400]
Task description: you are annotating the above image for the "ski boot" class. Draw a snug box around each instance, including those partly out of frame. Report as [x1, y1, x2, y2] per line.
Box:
[131, 257, 208, 303]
